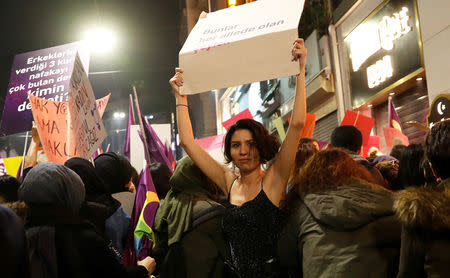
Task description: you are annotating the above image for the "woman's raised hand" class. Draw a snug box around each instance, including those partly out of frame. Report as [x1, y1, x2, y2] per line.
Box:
[169, 68, 184, 95]
[291, 38, 307, 72]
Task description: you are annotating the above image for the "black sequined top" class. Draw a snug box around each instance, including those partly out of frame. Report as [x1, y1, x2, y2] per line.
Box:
[222, 184, 287, 278]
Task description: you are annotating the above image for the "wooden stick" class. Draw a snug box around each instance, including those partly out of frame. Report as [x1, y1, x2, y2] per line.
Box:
[20, 131, 29, 176]
[132, 86, 151, 163]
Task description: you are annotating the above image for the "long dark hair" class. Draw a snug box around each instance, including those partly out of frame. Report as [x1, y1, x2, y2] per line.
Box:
[224, 119, 280, 164]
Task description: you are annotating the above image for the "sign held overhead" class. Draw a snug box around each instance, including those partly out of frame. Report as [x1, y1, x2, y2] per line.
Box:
[179, 0, 305, 95]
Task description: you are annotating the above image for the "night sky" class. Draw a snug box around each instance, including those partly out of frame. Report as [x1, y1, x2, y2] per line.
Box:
[0, 0, 183, 152]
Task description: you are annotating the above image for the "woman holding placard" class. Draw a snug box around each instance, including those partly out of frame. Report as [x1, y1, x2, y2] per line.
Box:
[169, 38, 307, 277]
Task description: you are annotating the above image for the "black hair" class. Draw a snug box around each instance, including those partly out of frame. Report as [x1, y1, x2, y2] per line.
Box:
[149, 162, 172, 199]
[425, 120, 450, 180]
[397, 144, 426, 188]
[330, 125, 362, 153]
[0, 175, 20, 203]
[389, 144, 407, 160]
[224, 119, 280, 164]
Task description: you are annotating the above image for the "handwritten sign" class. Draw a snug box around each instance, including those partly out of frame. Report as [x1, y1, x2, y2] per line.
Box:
[67, 54, 106, 160]
[0, 42, 89, 136]
[29, 53, 106, 164]
[95, 93, 111, 118]
[179, 0, 305, 94]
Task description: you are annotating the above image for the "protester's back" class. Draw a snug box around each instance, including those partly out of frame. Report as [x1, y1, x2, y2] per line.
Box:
[19, 162, 150, 278]
[279, 149, 401, 278]
[153, 156, 228, 278]
[395, 120, 450, 278]
[0, 204, 30, 278]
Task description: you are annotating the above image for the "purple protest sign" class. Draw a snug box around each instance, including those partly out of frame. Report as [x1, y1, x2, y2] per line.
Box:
[0, 42, 89, 136]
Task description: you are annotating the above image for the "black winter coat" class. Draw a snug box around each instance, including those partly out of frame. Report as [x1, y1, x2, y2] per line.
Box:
[25, 207, 148, 278]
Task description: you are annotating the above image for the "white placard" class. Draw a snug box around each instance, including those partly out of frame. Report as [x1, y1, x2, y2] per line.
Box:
[179, 0, 305, 95]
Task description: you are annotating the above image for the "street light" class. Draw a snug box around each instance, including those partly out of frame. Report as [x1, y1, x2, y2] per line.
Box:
[82, 27, 117, 53]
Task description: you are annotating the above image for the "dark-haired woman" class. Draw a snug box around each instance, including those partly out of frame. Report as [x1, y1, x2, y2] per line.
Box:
[169, 38, 307, 277]
[278, 148, 400, 277]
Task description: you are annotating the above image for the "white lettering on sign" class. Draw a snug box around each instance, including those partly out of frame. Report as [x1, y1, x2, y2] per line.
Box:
[367, 55, 393, 88]
[378, 7, 411, 50]
[348, 7, 411, 72]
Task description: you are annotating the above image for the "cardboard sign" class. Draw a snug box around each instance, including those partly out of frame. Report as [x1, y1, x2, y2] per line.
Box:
[96, 93, 111, 118]
[300, 113, 316, 138]
[222, 109, 253, 130]
[273, 117, 286, 141]
[383, 127, 409, 150]
[29, 54, 106, 164]
[340, 110, 375, 146]
[179, 0, 305, 94]
[0, 42, 89, 136]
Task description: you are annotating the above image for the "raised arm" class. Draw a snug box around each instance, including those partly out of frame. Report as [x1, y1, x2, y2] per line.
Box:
[266, 39, 307, 200]
[24, 123, 41, 168]
[169, 68, 234, 194]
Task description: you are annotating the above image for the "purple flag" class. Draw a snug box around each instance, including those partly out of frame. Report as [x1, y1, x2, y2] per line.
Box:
[124, 95, 135, 158]
[122, 164, 159, 265]
[91, 146, 104, 160]
[140, 112, 173, 171]
[15, 159, 24, 179]
[388, 96, 402, 131]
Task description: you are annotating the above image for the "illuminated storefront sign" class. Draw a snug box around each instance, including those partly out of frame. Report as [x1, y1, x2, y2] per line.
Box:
[344, 0, 423, 108]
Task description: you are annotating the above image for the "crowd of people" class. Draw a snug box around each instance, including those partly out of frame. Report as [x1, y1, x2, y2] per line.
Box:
[1, 38, 449, 278]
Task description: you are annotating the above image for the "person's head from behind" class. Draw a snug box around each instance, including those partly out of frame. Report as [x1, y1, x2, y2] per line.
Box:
[94, 152, 135, 194]
[224, 119, 280, 173]
[18, 162, 85, 213]
[425, 120, 450, 182]
[64, 157, 108, 202]
[330, 125, 363, 153]
[0, 175, 20, 204]
[375, 159, 399, 190]
[299, 137, 319, 151]
[397, 143, 426, 188]
[294, 138, 319, 175]
[0, 205, 29, 278]
[149, 162, 172, 199]
[294, 148, 376, 195]
[389, 144, 407, 160]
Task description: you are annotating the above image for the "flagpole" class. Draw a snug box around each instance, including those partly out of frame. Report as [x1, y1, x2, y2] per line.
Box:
[20, 131, 29, 177]
[132, 86, 151, 163]
[129, 94, 136, 124]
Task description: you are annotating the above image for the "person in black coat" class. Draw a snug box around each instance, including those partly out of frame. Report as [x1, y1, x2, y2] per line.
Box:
[18, 162, 155, 278]
[395, 120, 450, 278]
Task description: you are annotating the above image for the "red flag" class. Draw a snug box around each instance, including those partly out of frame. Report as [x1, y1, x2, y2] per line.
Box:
[300, 113, 317, 138]
[222, 109, 253, 130]
[341, 110, 375, 146]
[362, 136, 380, 157]
[196, 134, 226, 152]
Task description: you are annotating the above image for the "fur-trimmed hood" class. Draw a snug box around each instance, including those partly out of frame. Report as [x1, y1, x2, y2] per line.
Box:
[2, 201, 29, 224]
[394, 178, 450, 231]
